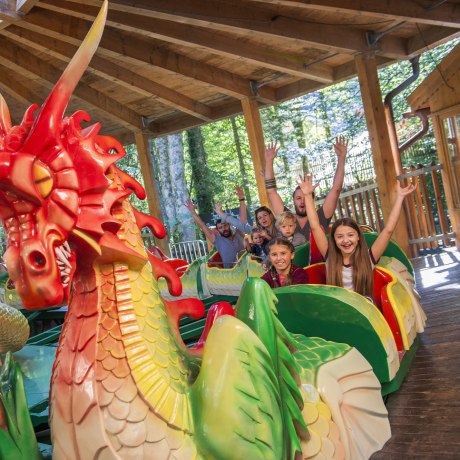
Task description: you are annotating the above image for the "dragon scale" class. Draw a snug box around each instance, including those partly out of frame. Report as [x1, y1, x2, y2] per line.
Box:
[50, 194, 198, 459]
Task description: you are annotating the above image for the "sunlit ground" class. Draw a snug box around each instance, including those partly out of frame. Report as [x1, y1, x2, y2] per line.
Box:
[414, 248, 460, 289]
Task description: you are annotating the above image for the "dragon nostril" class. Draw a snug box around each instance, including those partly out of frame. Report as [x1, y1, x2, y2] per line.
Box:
[29, 250, 46, 269]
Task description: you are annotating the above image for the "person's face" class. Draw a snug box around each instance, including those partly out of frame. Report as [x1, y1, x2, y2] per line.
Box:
[252, 232, 263, 245]
[256, 210, 273, 228]
[293, 189, 306, 217]
[279, 221, 296, 238]
[269, 244, 294, 274]
[333, 225, 360, 257]
[216, 222, 231, 238]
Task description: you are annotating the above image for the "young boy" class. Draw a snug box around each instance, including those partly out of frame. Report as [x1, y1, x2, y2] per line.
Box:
[245, 228, 268, 262]
[276, 211, 306, 247]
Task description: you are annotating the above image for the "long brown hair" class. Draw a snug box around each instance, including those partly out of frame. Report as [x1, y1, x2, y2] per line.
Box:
[254, 206, 277, 237]
[267, 237, 295, 287]
[326, 218, 374, 297]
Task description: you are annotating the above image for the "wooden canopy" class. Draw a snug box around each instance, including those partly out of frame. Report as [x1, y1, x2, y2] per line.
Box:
[1, 0, 460, 144]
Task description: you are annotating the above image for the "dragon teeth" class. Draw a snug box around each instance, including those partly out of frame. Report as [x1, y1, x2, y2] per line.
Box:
[55, 246, 72, 269]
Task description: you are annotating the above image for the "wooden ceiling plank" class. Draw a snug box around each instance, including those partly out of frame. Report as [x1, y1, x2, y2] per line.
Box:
[333, 56, 393, 82]
[1, 26, 214, 121]
[16, 0, 39, 14]
[249, 0, 460, 29]
[0, 59, 40, 105]
[0, 37, 143, 130]
[275, 78, 326, 103]
[147, 97, 273, 138]
[37, 0, 335, 82]
[19, 7, 278, 103]
[105, 0, 408, 58]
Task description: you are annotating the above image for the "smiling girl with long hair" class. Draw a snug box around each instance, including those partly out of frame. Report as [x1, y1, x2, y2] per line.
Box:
[297, 174, 416, 297]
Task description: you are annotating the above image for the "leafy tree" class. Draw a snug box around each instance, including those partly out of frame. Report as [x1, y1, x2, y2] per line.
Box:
[186, 127, 214, 219]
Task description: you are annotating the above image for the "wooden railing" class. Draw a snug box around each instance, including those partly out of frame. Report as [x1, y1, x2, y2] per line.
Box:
[399, 162, 454, 257]
[140, 163, 453, 260]
[317, 162, 454, 257]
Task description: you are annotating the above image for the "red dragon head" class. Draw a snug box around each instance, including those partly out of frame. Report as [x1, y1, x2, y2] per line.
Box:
[0, 1, 166, 308]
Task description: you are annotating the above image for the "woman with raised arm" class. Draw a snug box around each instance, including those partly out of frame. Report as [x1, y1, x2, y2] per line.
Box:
[297, 174, 416, 298]
[214, 186, 278, 251]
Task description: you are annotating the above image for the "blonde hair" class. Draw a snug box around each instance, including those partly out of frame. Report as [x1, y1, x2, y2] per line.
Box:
[275, 211, 296, 228]
[326, 218, 374, 298]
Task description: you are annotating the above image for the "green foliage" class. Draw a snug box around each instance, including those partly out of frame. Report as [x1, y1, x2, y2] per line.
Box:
[116, 144, 150, 215]
[200, 117, 258, 211]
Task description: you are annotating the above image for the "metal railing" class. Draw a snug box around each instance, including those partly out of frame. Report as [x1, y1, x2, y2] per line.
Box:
[169, 240, 208, 263]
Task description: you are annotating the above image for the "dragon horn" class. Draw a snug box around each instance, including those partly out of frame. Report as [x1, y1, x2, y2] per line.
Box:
[22, 0, 108, 151]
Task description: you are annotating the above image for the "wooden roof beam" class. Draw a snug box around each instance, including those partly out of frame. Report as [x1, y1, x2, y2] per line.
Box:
[37, 0, 335, 82]
[0, 0, 20, 21]
[18, 7, 278, 103]
[105, 0, 408, 58]
[254, 0, 460, 29]
[407, 25, 460, 56]
[17, 0, 38, 14]
[0, 60, 42, 105]
[146, 99, 257, 137]
[0, 37, 143, 130]
[1, 26, 214, 121]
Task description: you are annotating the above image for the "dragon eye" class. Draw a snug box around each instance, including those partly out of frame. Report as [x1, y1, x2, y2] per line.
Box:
[33, 162, 54, 198]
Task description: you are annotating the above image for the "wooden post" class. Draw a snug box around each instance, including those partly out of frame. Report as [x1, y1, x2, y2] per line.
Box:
[241, 98, 269, 207]
[134, 131, 170, 256]
[355, 53, 410, 255]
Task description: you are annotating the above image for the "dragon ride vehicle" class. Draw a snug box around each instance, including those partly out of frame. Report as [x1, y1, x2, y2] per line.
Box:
[159, 233, 426, 396]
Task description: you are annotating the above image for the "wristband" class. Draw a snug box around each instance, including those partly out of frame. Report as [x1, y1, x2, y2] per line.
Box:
[239, 198, 245, 201]
[265, 178, 277, 189]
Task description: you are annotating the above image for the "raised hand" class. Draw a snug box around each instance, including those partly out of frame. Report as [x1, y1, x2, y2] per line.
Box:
[296, 173, 319, 196]
[265, 141, 279, 163]
[214, 202, 224, 215]
[396, 181, 417, 199]
[258, 228, 270, 240]
[333, 136, 348, 161]
[184, 199, 197, 212]
[235, 185, 245, 200]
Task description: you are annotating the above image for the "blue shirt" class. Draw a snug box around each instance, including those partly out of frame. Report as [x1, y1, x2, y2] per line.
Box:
[213, 229, 246, 268]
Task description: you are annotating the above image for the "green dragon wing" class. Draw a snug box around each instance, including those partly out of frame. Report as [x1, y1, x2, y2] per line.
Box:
[236, 278, 308, 460]
[0, 352, 43, 460]
[191, 314, 284, 460]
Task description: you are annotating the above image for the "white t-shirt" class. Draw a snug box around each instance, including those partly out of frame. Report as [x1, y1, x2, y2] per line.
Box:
[341, 249, 378, 291]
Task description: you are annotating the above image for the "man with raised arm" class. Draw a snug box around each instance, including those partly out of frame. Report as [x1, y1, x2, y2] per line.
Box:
[264, 136, 348, 240]
[184, 199, 245, 269]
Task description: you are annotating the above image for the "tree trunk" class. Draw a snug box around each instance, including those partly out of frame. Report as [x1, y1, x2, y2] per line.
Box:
[292, 116, 306, 149]
[168, 133, 195, 241]
[154, 136, 177, 238]
[148, 139, 167, 223]
[186, 127, 214, 218]
[231, 116, 252, 208]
